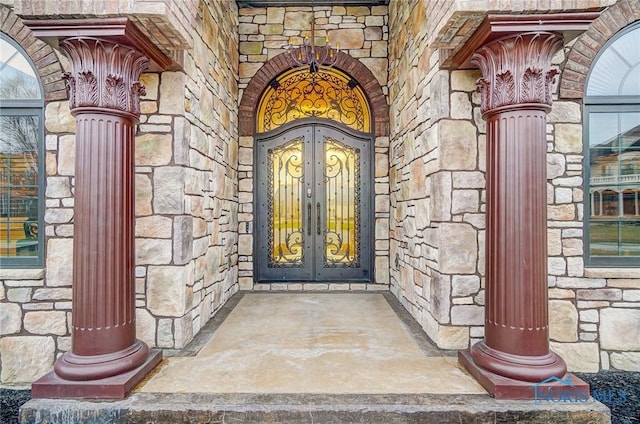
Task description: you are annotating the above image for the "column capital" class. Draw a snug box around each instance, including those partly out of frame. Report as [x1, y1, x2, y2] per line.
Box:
[471, 32, 563, 116]
[60, 38, 149, 117]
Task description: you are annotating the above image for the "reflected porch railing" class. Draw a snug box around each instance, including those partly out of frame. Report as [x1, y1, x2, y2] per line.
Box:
[590, 173, 640, 186]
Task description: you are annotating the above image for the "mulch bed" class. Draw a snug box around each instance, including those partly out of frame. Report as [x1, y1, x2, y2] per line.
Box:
[576, 371, 640, 424]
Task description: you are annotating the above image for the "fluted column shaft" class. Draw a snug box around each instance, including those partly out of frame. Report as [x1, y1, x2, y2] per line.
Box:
[484, 107, 549, 356]
[469, 32, 567, 382]
[53, 37, 149, 381]
[72, 112, 136, 355]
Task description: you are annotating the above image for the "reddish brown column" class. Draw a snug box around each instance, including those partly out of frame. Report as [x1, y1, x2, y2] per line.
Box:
[458, 32, 588, 399]
[32, 37, 161, 399]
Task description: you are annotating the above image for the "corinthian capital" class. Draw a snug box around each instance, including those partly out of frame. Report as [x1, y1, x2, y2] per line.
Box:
[60, 38, 149, 117]
[472, 32, 563, 116]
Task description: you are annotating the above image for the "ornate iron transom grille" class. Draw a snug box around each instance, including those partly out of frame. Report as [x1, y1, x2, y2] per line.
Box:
[257, 67, 370, 133]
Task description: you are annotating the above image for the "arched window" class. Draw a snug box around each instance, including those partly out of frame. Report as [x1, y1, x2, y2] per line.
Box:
[584, 22, 640, 266]
[0, 33, 44, 267]
[256, 67, 371, 133]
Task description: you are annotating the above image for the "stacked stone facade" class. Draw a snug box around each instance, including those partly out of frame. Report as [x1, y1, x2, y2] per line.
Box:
[0, 0, 239, 384]
[0, 4, 69, 384]
[236, 5, 391, 290]
[1, 0, 639, 386]
[387, 0, 640, 371]
[132, 0, 240, 351]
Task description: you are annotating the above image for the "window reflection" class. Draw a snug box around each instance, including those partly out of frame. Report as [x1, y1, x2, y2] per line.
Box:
[588, 112, 640, 257]
[0, 34, 43, 264]
[585, 23, 640, 263]
[0, 117, 39, 257]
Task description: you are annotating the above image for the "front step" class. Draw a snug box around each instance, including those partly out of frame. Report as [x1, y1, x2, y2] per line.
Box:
[20, 392, 610, 423]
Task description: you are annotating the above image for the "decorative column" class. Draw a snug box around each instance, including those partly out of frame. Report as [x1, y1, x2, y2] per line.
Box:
[458, 32, 589, 399]
[31, 34, 162, 399]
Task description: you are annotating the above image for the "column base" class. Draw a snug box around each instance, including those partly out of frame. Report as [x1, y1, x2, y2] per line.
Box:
[54, 339, 150, 381]
[31, 349, 162, 399]
[471, 340, 566, 382]
[459, 349, 589, 400]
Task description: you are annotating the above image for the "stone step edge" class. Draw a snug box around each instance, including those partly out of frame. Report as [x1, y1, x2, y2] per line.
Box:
[20, 393, 611, 424]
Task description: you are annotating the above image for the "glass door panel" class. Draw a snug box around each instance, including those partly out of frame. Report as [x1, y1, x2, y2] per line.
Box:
[256, 122, 371, 282]
[268, 138, 305, 267]
[323, 138, 360, 267]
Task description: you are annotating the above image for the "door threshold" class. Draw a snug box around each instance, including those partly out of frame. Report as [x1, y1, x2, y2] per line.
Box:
[252, 281, 388, 292]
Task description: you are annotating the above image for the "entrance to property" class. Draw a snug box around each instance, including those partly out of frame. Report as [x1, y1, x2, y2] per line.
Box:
[253, 66, 375, 283]
[255, 121, 372, 282]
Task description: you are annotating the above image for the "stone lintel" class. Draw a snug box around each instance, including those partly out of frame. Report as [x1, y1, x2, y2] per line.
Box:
[32, 350, 162, 399]
[459, 350, 590, 400]
[442, 12, 601, 70]
[23, 17, 180, 72]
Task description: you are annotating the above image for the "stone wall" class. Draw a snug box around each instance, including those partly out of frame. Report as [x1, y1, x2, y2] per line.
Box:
[236, 5, 391, 290]
[0, 0, 240, 384]
[0, 4, 70, 385]
[387, 0, 640, 371]
[2, 0, 639, 387]
[544, 0, 640, 373]
[134, 0, 240, 351]
[387, 0, 483, 351]
[13, 0, 199, 61]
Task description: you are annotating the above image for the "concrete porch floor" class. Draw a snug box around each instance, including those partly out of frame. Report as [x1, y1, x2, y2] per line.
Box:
[139, 292, 484, 395]
[20, 292, 611, 423]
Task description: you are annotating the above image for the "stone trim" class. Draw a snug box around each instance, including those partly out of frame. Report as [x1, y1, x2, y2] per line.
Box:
[584, 268, 640, 279]
[238, 51, 389, 137]
[560, 0, 640, 98]
[0, 269, 45, 280]
[0, 5, 66, 101]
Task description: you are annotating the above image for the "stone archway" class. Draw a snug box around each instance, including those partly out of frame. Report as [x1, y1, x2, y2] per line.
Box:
[237, 52, 391, 289]
[239, 50, 389, 137]
[0, 6, 66, 101]
[560, 0, 640, 99]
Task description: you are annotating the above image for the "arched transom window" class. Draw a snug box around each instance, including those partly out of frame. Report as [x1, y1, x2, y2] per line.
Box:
[584, 22, 640, 266]
[0, 33, 45, 267]
[256, 67, 371, 133]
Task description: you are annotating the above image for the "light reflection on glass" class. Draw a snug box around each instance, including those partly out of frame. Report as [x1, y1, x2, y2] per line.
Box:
[0, 117, 39, 257]
[268, 139, 304, 266]
[324, 138, 359, 267]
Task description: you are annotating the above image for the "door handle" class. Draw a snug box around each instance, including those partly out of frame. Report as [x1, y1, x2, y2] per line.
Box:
[316, 202, 321, 235]
[307, 203, 311, 236]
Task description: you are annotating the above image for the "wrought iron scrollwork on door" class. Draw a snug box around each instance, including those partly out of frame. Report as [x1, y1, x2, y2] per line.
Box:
[323, 137, 361, 268]
[267, 138, 305, 268]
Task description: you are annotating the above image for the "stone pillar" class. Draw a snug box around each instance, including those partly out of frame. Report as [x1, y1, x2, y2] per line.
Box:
[32, 37, 161, 399]
[458, 32, 589, 399]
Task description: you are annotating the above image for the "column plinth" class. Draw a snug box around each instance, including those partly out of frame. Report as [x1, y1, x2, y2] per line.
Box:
[32, 38, 161, 399]
[458, 32, 589, 399]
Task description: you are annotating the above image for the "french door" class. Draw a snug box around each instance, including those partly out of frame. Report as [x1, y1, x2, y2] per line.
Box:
[255, 121, 372, 282]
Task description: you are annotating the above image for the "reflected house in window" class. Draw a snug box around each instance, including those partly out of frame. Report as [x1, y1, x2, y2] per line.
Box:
[584, 22, 640, 262]
[590, 123, 640, 217]
[0, 34, 43, 262]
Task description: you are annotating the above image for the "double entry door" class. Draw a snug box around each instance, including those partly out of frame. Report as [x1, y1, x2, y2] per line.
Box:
[255, 121, 372, 282]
